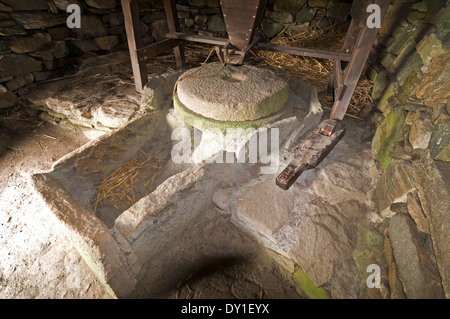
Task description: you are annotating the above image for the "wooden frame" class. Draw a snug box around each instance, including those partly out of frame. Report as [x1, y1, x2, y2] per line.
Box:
[121, 0, 389, 121]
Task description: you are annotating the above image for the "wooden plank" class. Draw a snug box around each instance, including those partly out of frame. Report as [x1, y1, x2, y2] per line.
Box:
[121, 0, 147, 92]
[350, 0, 372, 27]
[136, 38, 180, 62]
[276, 120, 346, 190]
[330, 0, 389, 120]
[167, 32, 228, 46]
[254, 43, 352, 61]
[163, 0, 185, 67]
[333, 60, 344, 101]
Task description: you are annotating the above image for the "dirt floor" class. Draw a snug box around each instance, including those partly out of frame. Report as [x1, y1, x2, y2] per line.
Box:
[0, 109, 304, 299]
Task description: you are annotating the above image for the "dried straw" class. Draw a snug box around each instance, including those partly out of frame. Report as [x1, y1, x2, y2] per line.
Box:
[92, 151, 161, 213]
[248, 24, 373, 118]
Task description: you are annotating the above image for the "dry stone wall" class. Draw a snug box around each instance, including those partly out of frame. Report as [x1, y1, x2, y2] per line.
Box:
[368, 0, 449, 299]
[0, 0, 352, 110]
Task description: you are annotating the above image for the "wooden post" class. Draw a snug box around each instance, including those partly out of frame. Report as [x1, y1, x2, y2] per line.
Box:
[163, 0, 186, 68]
[329, 0, 389, 120]
[121, 0, 147, 92]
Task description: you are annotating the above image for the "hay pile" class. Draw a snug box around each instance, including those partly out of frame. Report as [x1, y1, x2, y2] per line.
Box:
[248, 25, 374, 118]
[92, 151, 161, 213]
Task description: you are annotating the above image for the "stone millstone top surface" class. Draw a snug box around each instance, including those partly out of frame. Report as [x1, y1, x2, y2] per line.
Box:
[176, 62, 289, 122]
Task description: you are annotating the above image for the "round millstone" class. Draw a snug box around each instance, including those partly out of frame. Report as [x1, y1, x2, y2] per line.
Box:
[175, 63, 289, 123]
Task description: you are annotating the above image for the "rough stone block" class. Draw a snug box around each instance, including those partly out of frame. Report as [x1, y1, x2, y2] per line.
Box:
[0, 54, 42, 77]
[274, 0, 307, 13]
[429, 119, 450, 161]
[389, 213, 444, 298]
[416, 50, 450, 104]
[408, 110, 434, 149]
[8, 32, 51, 54]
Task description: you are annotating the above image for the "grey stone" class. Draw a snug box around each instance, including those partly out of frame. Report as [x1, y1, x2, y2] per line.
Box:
[436, 5, 450, 38]
[274, 0, 307, 13]
[429, 119, 450, 161]
[28, 49, 53, 61]
[85, 0, 117, 9]
[371, 70, 388, 100]
[265, 11, 293, 24]
[52, 41, 70, 59]
[95, 35, 119, 51]
[6, 73, 34, 91]
[10, 12, 67, 29]
[375, 160, 416, 216]
[71, 39, 99, 52]
[1, 0, 48, 11]
[0, 54, 42, 77]
[194, 15, 208, 25]
[176, 63, 289, 122]
[308, 0, 329, 8]
[200, 7, 220, 15]
[151, 19, 169, 42]
[0, 25, 26, 36]
[409, 110, 434, 150]
[73, 15, 108, 38]
[412, 157, 450, 297]
[207, 15, 226, 32]
[416, 33, 445, 66]
[295, 7, 317, 24]
[416, 50, 450, 104]
[8, 32, 51, 54]
[389, 213, 444, 299]
[406, 191, 430, 234]
[0, 13, 15, 28]
[188, 0, 207, 7]
[52, 0, 83, 11]
[262, 22, 283, 38]
[0, 91, 17, 109]
[0, 3, 12, 12]
[207, 0, 220, 7]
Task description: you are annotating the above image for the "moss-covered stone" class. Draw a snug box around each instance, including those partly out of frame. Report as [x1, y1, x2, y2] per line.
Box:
[398, 69, 423, 104]
[429, 119, 450, 161]
[173, 93, 286, 133]
[353, 228, 387, 299]
[372, 106, 406, 169]
[416, 33, 445, 66]
[293, 266, 329, 299]
[376, 82, 397, 113]
[372, 70, 388, 101]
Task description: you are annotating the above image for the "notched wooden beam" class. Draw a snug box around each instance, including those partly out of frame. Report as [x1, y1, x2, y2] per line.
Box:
[276, 120, 346, 190]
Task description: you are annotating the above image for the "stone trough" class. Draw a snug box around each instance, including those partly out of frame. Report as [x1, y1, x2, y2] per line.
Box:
[31, 65, 326, 298]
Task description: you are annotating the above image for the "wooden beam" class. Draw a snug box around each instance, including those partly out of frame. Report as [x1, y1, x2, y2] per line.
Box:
[330, 0, 390, 120]
[136, 38, 180, 62]
[254, 43, 352, 61]
[121, 0, 147, 92]
[167, 32, 228, 46]
[163, 0, 186, 67]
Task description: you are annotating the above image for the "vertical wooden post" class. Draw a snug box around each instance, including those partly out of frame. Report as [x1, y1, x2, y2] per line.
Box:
[329, 0, 389, 120]
[163, 0, 186, 67]
[121, 0, 147, 92]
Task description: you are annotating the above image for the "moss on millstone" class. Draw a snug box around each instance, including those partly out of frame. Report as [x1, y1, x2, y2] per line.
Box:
[173, 93, 288, 133]
[293, 266, 329, 299]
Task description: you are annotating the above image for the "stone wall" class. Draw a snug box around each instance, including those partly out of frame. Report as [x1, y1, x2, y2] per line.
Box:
[369, 0, 449, 298]
[176, 0, 352, 38]
[0, 0, 352, 111]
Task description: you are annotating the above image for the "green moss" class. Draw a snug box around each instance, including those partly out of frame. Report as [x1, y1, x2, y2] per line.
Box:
[173, 93, 286, 133]
[293, 266, 329, 299]
[372, 106, 406, 169]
